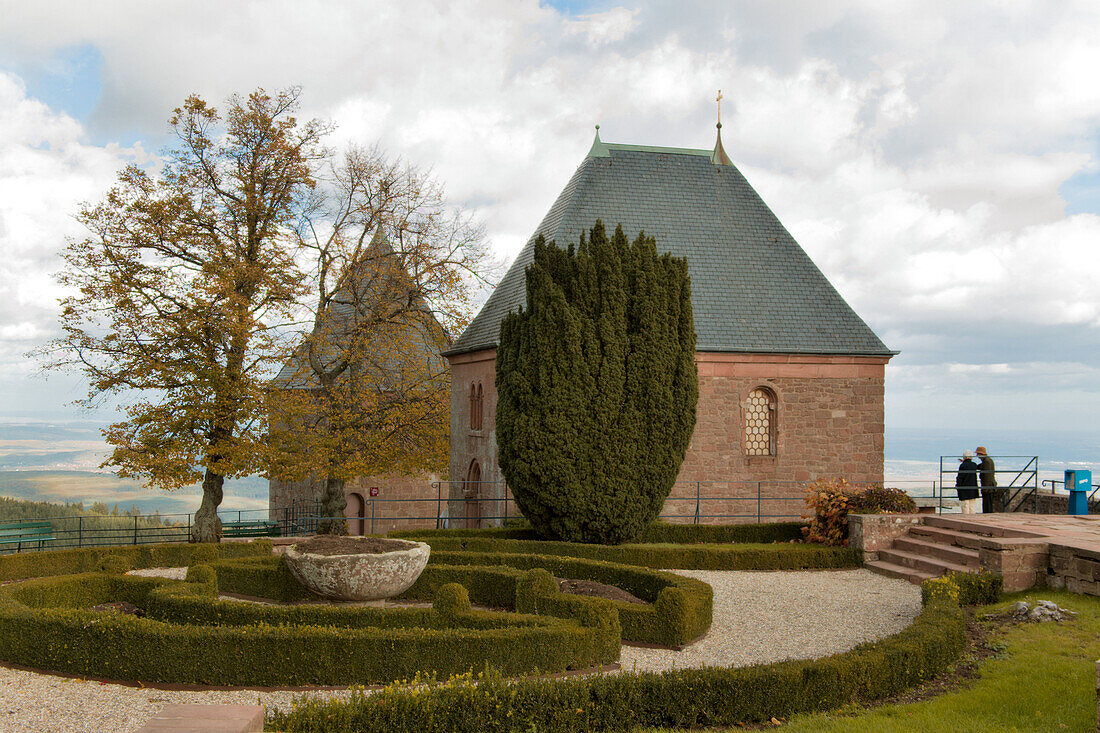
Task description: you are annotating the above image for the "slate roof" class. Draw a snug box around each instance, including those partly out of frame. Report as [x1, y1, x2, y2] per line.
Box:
[446, 138, 894, 358]
[274, 232, 448, 389]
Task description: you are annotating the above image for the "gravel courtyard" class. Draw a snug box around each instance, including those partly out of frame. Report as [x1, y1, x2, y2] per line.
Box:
[0, 568, 922, 732]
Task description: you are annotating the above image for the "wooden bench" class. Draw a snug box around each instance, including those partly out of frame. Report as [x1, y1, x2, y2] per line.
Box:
[0, 521, 56, 551]
[222, 520, 281, 538]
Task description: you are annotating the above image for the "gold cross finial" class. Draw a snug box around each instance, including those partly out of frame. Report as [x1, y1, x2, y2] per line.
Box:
[716, 90, 723, 126]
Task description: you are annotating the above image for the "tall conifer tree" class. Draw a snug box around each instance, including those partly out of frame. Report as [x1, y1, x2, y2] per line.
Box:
[496, 221, 697, 544]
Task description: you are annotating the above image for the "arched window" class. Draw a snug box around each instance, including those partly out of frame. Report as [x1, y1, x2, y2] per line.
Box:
[744, 387, 777, 456]
[470, 382, 484, 431]
[475, 383, 484, 430]
[469, 382, 478, 430]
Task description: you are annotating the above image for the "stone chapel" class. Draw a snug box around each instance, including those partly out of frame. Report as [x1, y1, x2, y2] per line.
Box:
[444, 126, 895, 527]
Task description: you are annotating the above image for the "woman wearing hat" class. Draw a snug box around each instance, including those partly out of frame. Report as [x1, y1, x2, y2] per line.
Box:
[976, 447, 999, 512]
[955, 450, 980, 514]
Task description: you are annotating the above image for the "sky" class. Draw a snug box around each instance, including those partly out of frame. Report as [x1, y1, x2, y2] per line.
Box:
[1, 0, 1100, 435]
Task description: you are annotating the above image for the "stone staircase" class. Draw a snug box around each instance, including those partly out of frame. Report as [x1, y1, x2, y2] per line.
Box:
[865, 516, 985, 584]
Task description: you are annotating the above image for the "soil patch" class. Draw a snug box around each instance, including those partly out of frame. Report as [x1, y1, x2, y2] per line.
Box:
[293, 536, 416, 556]
[90, 601, 146, 617]
[556, 577, 648, 605]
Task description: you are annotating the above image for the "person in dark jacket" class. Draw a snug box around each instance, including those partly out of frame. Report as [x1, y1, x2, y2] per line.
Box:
[976, 446, 999, 513]
[956, 450, 980, 514]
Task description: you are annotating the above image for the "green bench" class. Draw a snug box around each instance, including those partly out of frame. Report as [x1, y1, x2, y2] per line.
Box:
[222, 520, 281, 538]
[0, 521, 56, 551]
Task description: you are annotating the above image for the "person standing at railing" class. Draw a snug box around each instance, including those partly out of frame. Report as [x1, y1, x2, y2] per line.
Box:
[956, 450, 981, 514]
[976, 446, 999, 513]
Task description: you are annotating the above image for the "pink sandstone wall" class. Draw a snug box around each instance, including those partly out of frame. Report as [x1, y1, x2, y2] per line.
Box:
[270, 470, 443, 534]
[448, 349, 889, 525]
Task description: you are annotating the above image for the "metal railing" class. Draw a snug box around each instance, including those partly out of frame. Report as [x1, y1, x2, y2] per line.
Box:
[938, 455, 1039, 513]
[0, 477, 1002, 554]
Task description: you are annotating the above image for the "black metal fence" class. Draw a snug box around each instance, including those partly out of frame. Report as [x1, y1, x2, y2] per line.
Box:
[0, 479, 945, 553]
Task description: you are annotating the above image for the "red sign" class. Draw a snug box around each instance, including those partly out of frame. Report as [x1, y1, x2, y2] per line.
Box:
[369, 487, 380, 497]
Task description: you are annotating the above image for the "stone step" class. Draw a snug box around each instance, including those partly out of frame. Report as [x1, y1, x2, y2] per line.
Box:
[865, 559, 935, 585]
[135, 704, 264, 733]
[922, 516, 1003, 536]
[922, 515, 1041, 538]
[894, 536, 981, 567]
[909, 524, 986, 550]
[877, 547, 978, 577]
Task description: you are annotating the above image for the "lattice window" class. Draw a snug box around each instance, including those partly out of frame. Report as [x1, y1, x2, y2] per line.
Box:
[744, 388, 776, 456]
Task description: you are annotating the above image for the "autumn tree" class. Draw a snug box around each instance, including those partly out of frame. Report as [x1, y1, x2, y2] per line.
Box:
[42, 88, 325, 542]
[267, 147, 490, 534]
[496, 222, 698, 544]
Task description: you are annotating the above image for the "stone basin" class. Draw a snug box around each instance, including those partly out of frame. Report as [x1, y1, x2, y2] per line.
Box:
[284, 538, 430, 601]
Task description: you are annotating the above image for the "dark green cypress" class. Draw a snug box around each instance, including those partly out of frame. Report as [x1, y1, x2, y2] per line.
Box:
[496, 221, 698, 544]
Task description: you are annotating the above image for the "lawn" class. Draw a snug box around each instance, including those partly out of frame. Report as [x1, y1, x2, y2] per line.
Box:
[642, 588, 1097, 733]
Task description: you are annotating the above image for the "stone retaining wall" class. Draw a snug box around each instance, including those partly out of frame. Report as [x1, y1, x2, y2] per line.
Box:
[1047, 544, 1100, 595]
[847, 513, 923, 563]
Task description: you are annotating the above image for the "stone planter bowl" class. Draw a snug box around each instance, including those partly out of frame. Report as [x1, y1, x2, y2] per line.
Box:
[284, 539, 430, 602]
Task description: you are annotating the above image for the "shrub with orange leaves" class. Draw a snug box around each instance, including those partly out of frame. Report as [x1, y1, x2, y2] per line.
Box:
[802, 480, 919, 546]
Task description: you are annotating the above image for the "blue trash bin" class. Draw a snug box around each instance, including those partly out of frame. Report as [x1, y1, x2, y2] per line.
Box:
[1066, 469, 1091, 515]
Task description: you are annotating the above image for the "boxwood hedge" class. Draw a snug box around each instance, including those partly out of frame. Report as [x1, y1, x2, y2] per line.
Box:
[394, 521, 806, 545]
[0, 540, 271, 582]
[0, 571, 619, 686]
[267, 588, 967, 732]
[394, 534, 858, 571]
[208, 552, 710, 648]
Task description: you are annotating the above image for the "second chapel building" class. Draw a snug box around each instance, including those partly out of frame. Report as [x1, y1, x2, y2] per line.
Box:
[445, 127, 895, 526]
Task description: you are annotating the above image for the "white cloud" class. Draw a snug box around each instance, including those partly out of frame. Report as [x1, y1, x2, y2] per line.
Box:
[1, 1, 1100, 430]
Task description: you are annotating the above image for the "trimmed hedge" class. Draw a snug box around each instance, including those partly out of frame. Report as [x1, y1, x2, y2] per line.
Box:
[406, 550, 712, 647]
[0, 571, 619, 686]
[266, 594, 967, 732]
[0, 541, 272, 582]
[394, 535, 858, 572]
[394, 521, 806, 545]
[209, 553, 692, 648]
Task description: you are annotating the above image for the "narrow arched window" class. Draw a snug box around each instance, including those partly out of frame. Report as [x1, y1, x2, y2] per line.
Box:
[469, 383, 477, 430]
[475, 383, 484, 431]
[744, 387, 777, 456]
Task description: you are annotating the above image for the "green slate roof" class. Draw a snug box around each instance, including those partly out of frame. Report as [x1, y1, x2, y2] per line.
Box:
[446, 137, 894, 358]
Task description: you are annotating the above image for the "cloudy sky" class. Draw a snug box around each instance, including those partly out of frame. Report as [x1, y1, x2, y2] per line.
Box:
[1, 0, 1099, 436]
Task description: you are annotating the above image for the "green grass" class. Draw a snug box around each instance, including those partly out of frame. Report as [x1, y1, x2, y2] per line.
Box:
[641, 588, 1098, 733]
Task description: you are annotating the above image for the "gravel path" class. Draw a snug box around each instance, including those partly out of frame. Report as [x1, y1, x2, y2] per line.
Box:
[620, 569, 922, 674]
[0, 568, 921, 731]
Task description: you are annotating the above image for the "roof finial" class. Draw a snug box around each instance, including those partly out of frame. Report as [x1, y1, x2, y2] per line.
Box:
[711, 91, 731, 166]
[587, 123, 610, 159]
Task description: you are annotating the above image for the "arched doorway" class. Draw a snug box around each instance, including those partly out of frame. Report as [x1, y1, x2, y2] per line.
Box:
[345, 491, 366, 535]
[464, 460, 481, 529]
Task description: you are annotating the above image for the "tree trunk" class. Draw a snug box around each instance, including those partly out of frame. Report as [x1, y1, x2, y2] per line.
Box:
[192, 468, 225, 543]
[317, 476, 349, 535]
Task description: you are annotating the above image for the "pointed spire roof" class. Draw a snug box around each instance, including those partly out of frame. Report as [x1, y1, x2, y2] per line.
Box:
[448, 135, 893, 358]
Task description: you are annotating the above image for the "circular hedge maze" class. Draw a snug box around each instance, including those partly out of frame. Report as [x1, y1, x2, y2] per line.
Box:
[0, 542, 712, 687]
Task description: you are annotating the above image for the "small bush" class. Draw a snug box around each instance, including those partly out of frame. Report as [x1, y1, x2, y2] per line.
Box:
[184, 564, 217, 589]
[434, 583, 472, 616]
[943, 570, 1002, 606]
[920, 576, 961, 606]
[187, 543, 219, 565]
[849, 486, 918, 514]
[803, 480, 918, 546]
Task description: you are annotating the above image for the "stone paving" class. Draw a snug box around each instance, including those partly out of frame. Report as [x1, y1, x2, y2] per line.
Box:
[944, 513, 1100, 553]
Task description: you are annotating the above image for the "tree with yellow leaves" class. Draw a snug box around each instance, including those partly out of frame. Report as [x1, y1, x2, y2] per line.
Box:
[267, 147, 491, 534]
[43, 88, 325, 542]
